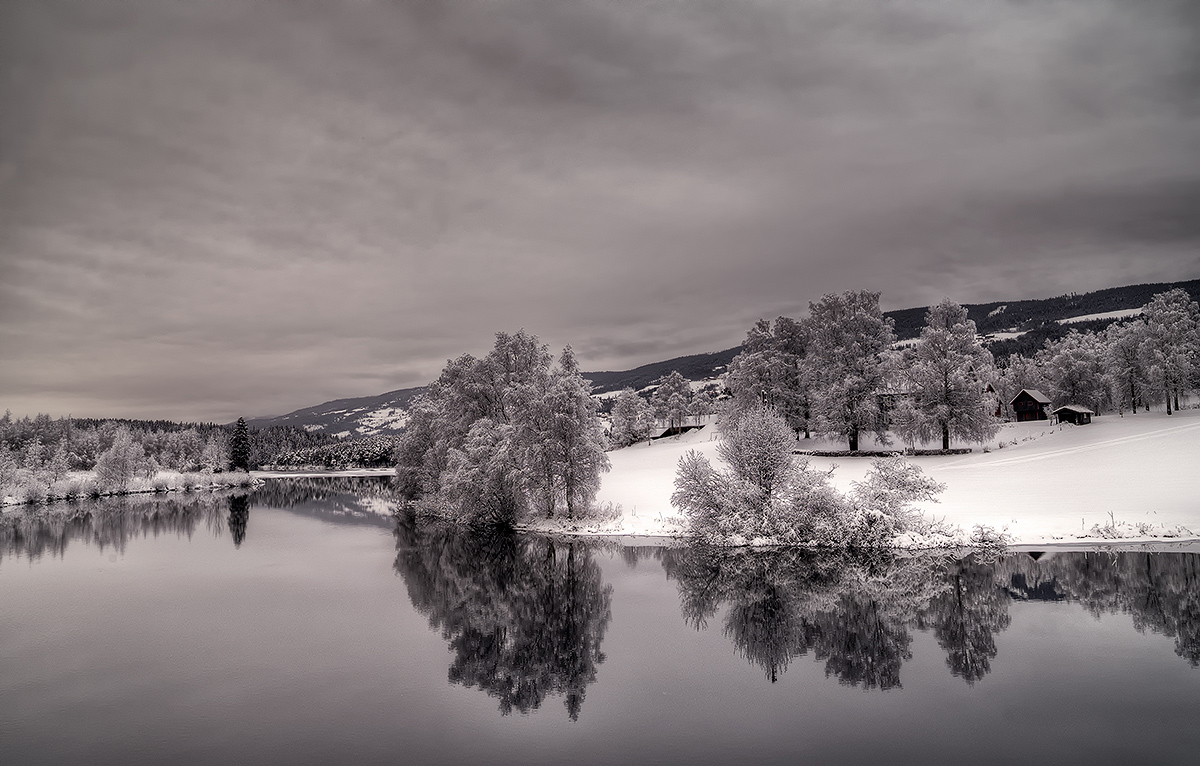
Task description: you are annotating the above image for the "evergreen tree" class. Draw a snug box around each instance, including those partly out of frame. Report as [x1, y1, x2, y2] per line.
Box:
[900, 300, 999, 449]
[230, 417, 251, 471]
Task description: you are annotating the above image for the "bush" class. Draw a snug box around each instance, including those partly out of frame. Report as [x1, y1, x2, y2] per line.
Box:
[673, 408, 945, 548]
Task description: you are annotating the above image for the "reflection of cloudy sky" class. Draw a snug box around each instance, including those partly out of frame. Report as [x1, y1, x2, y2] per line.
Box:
[2, 1, 1198, 421]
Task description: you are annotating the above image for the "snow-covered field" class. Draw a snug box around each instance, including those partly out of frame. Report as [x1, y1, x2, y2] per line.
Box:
[575, 408, 1200, 546]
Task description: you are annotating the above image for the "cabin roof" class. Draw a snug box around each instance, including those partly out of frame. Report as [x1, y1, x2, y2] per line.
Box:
[1053, 404, 1095, 415]
[1011, 388, 1051, 405]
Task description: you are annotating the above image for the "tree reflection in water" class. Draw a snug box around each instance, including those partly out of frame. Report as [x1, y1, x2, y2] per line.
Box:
[664, 547, 1200, 688]
[393, 517, 613, 720]
[0, 491, 246, 564]
[227, 495, 250, 548]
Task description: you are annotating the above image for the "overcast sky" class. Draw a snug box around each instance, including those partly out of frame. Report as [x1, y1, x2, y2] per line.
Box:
[2, 0, 1199, 422]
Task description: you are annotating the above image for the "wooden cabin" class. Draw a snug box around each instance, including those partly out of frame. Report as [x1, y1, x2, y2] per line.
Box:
[1053, 404, 1094, 425]
[1010, 389, 1051, 422]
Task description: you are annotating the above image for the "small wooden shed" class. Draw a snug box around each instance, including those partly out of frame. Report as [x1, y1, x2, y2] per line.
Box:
[1011, 389, 1051, 422]
[1053, 404, 1094, 425]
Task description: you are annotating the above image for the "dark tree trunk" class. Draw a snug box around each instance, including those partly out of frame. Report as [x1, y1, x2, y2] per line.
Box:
[849, 429, 859, 452]
[942, 424, 950, 451]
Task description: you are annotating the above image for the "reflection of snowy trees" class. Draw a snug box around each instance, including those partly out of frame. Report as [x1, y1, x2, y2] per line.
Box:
[1000, 552, 1200, 667]
[664, 548, 941, 687]
[0, 492, 247, 563]
[393, 518, 613, 720]
[665, 549, 1200, 687]
[917, 558, 1011, 684]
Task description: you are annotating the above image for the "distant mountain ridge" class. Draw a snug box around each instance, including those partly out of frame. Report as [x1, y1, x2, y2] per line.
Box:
[247, 278, 1200, 438]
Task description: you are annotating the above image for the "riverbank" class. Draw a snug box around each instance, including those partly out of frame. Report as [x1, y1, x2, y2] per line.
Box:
[0, 470, 259, 508]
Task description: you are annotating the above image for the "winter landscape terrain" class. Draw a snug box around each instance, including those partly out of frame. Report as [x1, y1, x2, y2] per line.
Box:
[568, 407, 1200, 547]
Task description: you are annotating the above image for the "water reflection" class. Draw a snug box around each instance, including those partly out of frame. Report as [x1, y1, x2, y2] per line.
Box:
[393, 517, 613, 720]
[663, 547, 1200, 686]
[228, 495, 250, 547]
[0, 491, 248, 563]
[250, 477, 398, 527]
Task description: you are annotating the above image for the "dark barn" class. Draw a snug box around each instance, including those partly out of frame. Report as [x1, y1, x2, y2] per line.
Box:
[1011, 389, 1051, 422]
[1053, 404, 1094, 425]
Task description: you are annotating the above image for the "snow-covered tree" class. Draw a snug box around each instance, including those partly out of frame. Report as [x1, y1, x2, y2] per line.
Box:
[609, 389, 655, 447]
[899, 300, 999, 449]
[1040, 331, 1109, 413]
[651, 370, 691, 431]
[1140, 288, 1200, 414]
[725, 316, 812, 438]
[548, 346, 611, 518]
[46, 441, 71, 483]
[1103, 320, 1150, 414]
[200, 433, 229, 473]
[95, 427, 149, 492]
[441, 419, 527, 526]
[396, 331, 609, 523]
[807, 291, 896, 450]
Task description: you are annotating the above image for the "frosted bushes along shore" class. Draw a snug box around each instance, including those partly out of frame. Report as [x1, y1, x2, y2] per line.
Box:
[671, 406, 946, 548]
[1, 470, 257, 507]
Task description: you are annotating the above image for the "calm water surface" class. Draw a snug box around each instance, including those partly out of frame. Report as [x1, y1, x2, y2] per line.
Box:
[2, 478, 1199, 765]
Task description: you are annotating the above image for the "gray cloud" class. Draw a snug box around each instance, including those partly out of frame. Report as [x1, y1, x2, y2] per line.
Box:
[2, 0, 1198, 420]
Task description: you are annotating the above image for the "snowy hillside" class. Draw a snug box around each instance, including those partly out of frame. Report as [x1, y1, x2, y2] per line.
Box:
[583, 408, 1200, 546]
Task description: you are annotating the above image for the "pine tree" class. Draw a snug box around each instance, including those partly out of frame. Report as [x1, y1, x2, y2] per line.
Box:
[230, 417, 251, 471]
[900, 300, 999, 449]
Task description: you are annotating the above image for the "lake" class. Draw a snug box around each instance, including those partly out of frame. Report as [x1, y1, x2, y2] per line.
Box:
[2, 477, 1199, 765]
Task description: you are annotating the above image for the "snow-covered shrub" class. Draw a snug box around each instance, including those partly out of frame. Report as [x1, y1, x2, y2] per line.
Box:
[848, 456, 945, 538]
[674, 409, 945, 548]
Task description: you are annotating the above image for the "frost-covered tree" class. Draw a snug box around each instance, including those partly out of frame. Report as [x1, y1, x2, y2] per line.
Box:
[900, 300, 999, 449]
[396, 331, 609, 523]
[651, 370, 691, 431]
[441, 419, 527, 526]
[46, 442, 71, 483]
[1039, 331, 1108, 413]
[609, 389, 655, 447]
[807, 291, 896, 450]
[200, 433, 229, 473]
[548, 346, 611, 518]
[1103, 320, 1150, 414]
[95, 427, 149, 492]
[1140, 288, 1200, 414]
[725, 316, 812, 438]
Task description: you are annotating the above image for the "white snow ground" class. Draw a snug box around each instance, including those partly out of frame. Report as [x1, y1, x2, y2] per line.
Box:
[581, 408, 1200, 546]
